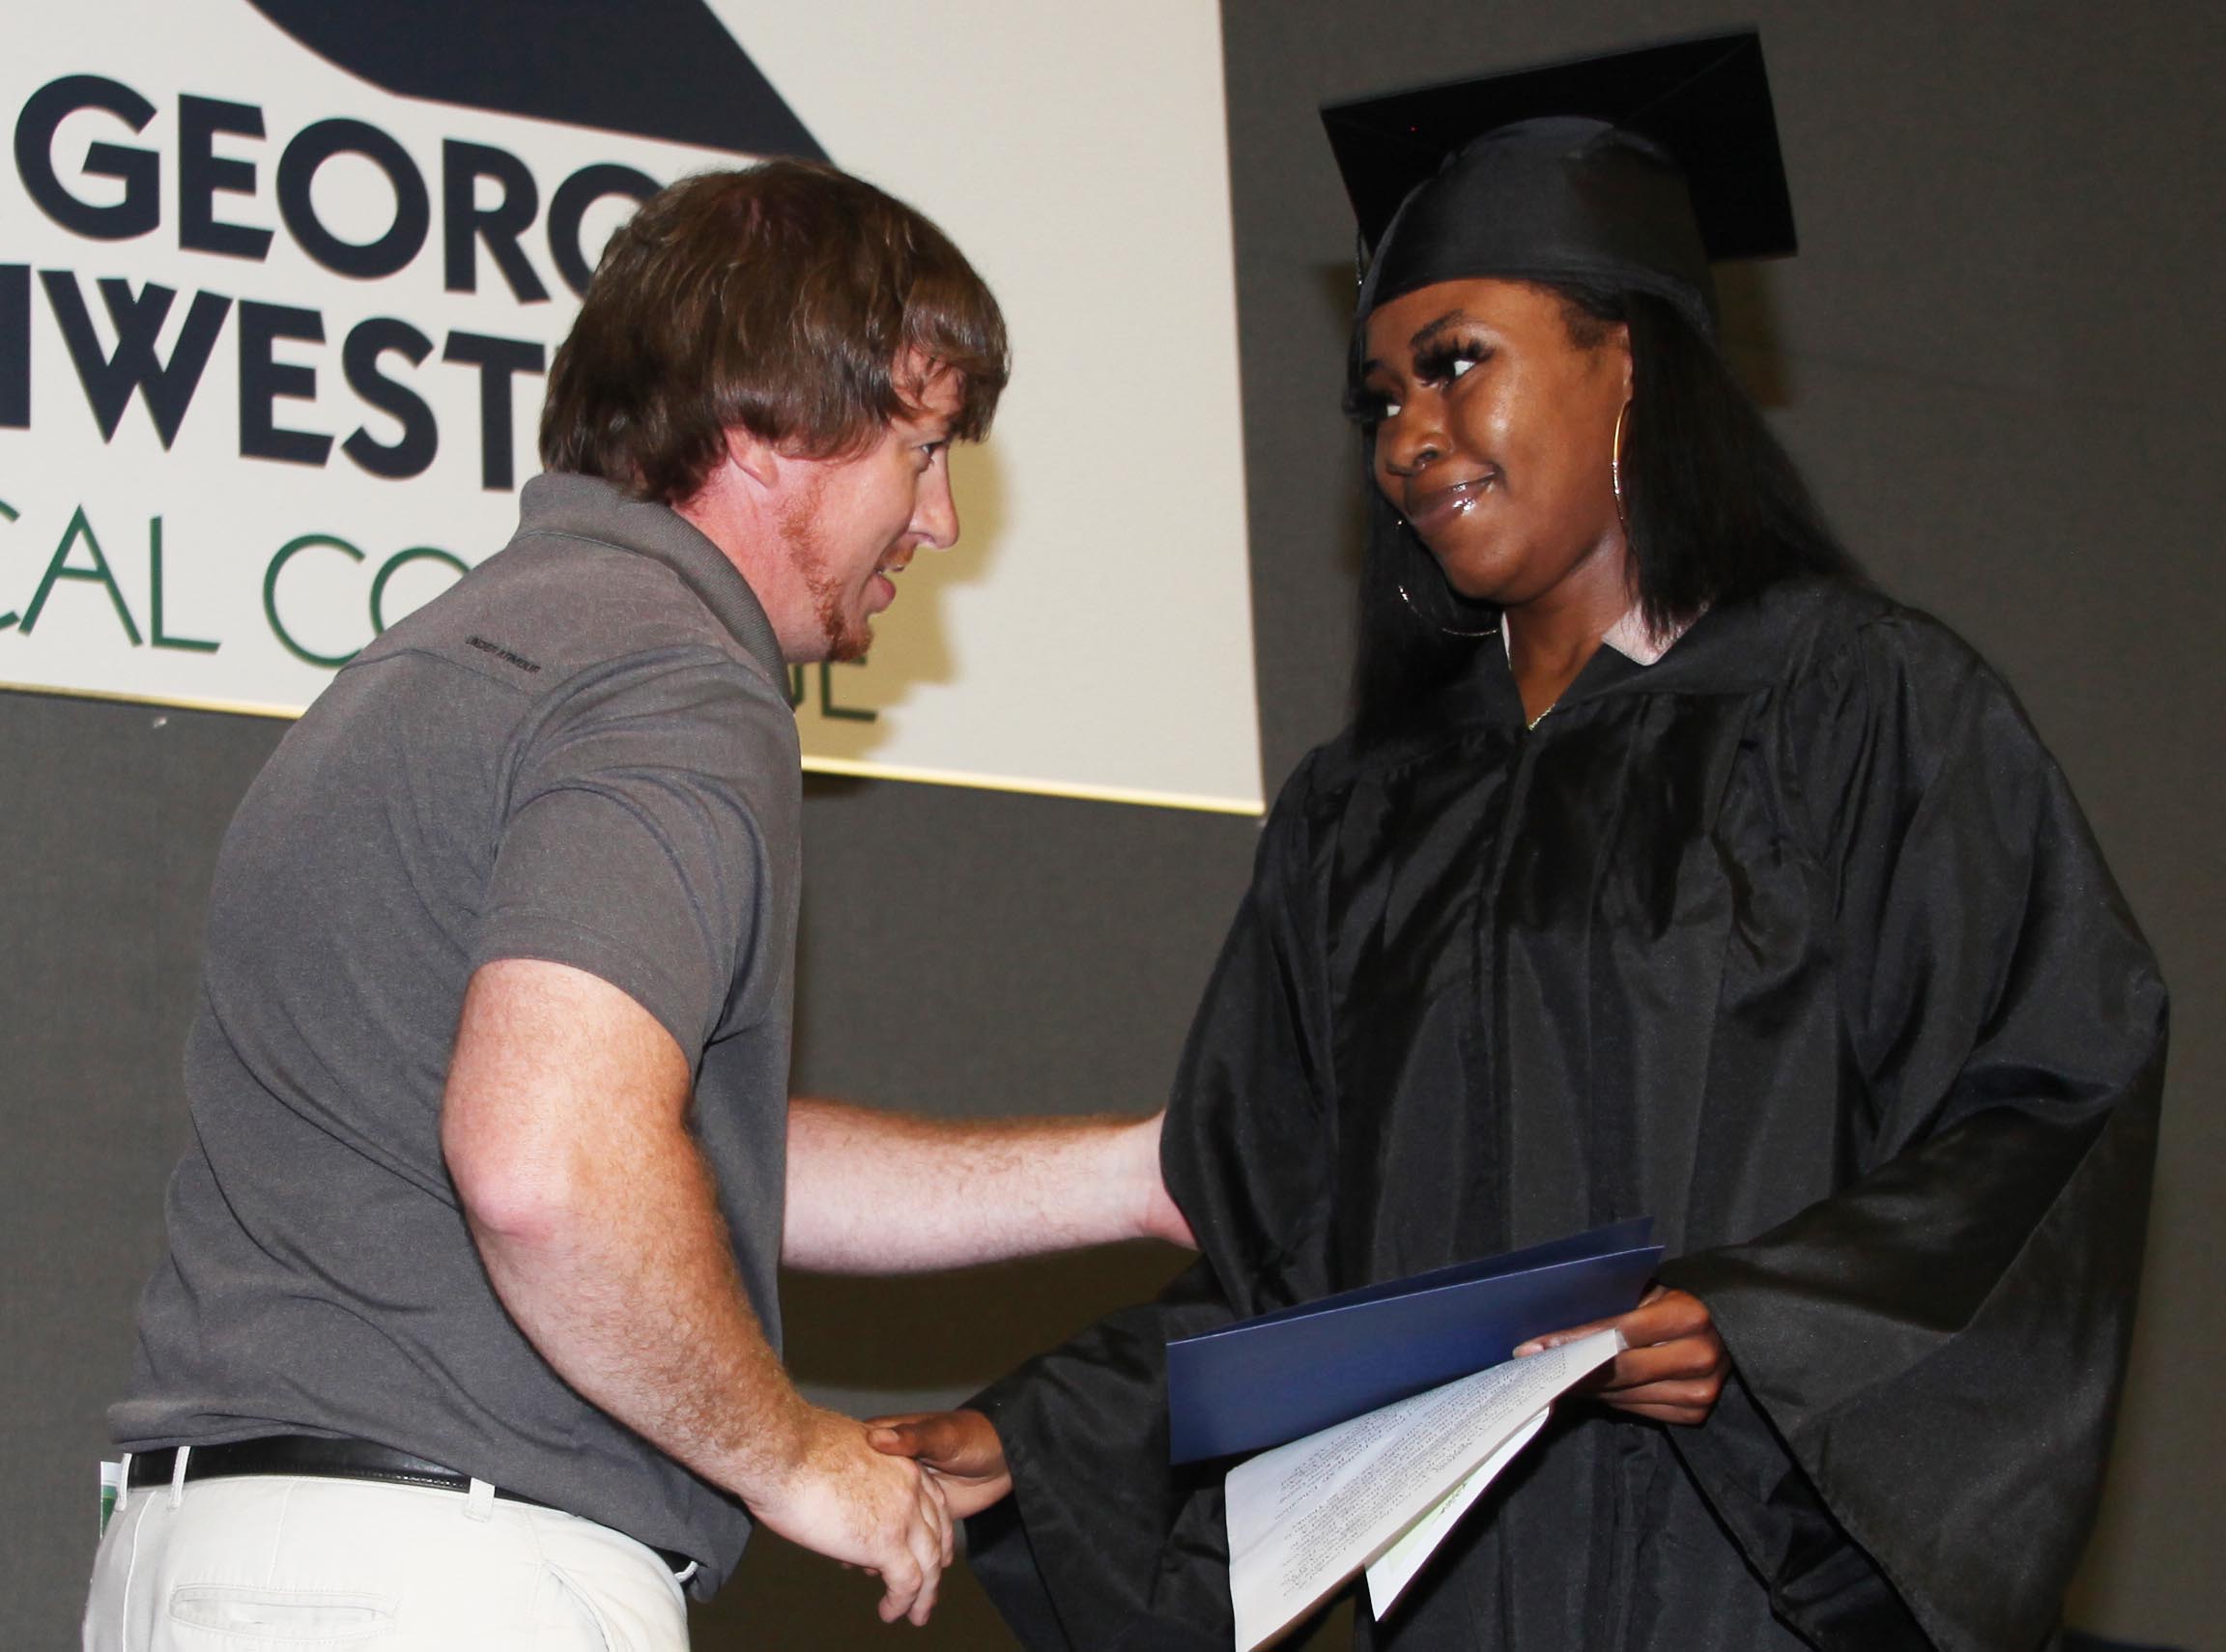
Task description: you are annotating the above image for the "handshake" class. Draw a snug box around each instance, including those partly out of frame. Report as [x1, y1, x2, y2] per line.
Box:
[709, 1098, 1190, 1627]
[743, 1102, 1727, 1628]
[747, 1404, 1010, 1627]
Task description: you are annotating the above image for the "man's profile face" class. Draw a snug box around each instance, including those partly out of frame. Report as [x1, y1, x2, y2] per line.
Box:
[774, 363, 965, 664]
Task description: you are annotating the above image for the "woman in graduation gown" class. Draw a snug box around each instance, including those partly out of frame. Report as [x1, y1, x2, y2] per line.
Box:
[873, 33, 2164, 1652]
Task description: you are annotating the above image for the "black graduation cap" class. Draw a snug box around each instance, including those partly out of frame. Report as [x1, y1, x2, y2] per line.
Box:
[1321, 30, 1794, 335]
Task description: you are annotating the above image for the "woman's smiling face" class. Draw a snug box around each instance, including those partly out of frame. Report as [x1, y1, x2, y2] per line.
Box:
[1358, 277, 1632, 612]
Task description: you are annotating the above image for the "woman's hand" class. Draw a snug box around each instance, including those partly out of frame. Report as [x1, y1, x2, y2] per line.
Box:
[1514, 1285, 1727, 1426]
[867, 1409, 1013, 1519]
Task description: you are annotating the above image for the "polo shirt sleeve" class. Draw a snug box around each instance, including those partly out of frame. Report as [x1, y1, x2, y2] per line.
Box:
[469, 648, 798, 1061]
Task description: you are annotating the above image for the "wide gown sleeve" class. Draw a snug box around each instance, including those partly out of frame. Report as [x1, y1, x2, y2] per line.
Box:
[1660, 612, 2166, 1652]
[967, 759, 1342, 1651]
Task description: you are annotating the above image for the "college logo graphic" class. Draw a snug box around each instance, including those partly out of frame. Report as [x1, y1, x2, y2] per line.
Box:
[244, 0, 824, 160]
[1, 2, 1265, 812]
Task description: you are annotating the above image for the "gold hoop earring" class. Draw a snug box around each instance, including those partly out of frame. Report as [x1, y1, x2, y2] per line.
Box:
[1611, 401, 1632, 533]
[1390, 516, 1498, 639]
[1396, 581, 1499, 639]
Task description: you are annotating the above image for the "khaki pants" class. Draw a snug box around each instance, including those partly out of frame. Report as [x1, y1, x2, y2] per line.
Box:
[83, 1456, 691, 1650]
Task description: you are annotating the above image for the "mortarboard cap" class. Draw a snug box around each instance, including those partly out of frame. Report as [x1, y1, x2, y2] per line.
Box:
[1322, 30, 1794, 336]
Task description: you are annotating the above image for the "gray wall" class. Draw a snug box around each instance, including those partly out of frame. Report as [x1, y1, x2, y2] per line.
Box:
[6, 2, 2219, 1647]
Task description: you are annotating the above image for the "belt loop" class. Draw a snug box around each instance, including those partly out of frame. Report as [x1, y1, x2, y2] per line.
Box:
[117, 1452, 132, 1517]
[169, 1445, 191, 1510]
[674, 1560, 699, 1587]
[465, 1477, 497, 1523]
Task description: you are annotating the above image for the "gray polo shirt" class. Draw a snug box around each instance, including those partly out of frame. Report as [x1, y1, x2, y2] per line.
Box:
[113, 472, 801, 1596]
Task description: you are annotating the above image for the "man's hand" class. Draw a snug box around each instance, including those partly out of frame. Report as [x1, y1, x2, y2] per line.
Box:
[750, 1408, 955, 1626]
[1513, 1286, 1727, 1426]
[866, 1409, 1012, 1520]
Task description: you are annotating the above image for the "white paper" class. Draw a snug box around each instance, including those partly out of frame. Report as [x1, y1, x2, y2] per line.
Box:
[1224, 1329, 1621, 1652]
[1363, 1406, 1551, 1617]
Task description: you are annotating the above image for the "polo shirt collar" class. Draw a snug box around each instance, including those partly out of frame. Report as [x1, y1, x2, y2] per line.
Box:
[518, 471, 786, 682]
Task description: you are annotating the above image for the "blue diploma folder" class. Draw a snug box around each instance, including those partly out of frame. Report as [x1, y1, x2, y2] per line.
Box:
[1165, 1218, 1662, 1464]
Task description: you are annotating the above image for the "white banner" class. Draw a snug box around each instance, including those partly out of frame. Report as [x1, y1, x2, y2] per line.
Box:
[0, 1, 1263, 812]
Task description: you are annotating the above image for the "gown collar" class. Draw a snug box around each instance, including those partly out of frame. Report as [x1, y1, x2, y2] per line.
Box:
[1500, 602, 1691, 669]
[1406, 580, 1870, 749]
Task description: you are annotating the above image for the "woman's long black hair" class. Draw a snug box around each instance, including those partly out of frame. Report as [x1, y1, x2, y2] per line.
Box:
[1350, 282, 1861, 740]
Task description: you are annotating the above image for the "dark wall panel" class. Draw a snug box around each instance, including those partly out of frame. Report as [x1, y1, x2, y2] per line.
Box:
[7, 3, 2219, 1648]
[1, 702, 286, 1638]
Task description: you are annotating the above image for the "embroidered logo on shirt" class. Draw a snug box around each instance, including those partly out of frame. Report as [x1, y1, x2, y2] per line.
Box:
[467, 635, 541, 673]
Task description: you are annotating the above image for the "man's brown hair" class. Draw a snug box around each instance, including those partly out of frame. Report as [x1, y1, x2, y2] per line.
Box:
[540, 161, 1010, 505]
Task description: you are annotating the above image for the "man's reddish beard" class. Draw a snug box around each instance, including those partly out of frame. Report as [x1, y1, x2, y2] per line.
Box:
[776, 470, 874, 663]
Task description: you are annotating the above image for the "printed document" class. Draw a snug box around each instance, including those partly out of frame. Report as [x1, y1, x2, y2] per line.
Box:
[1224, 1329, 1621, 1651]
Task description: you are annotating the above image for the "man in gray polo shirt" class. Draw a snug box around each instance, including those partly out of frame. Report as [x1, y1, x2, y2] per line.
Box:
[86, 161, 1189, 1649]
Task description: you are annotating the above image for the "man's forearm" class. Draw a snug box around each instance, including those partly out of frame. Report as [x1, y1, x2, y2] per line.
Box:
[446, 961, 953, 1618]
[467, 1125, 815, 1491]
[445, 963, 812, 1501]
[457, 1100, 960, 1620]
[783, 1098, 1194, 1273]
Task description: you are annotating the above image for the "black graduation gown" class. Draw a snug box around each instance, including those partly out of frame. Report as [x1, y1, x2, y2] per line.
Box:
[968, 578, 2165, 1652]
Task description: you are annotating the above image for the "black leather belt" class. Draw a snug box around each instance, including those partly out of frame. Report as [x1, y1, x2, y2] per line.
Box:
[128, 1436, 697, 1577]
